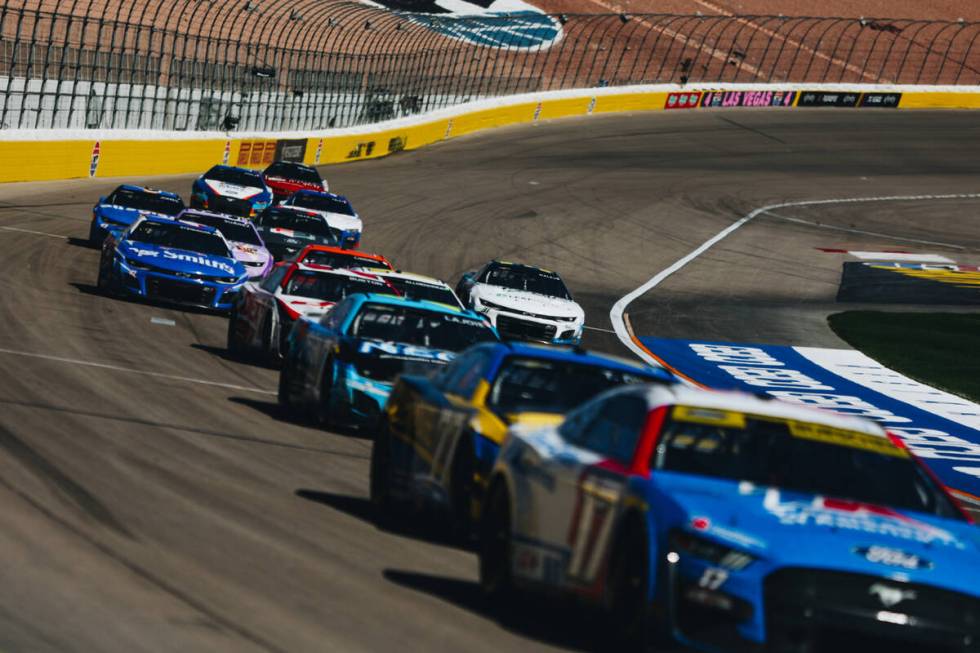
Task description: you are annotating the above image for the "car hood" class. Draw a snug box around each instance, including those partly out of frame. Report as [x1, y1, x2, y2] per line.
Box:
[646, 473, 980, 595]
[203, 179, 266, 200]
[97, 205, 172, 224]
[472, 284, 583, 320]
[119, 240, 243, 278]
[260, 227, 335, 248]
[264, 178, 325, 194]
[229, 241, 271, 265]
[277, 294, 336, 320]
[296, 209, 362, 233]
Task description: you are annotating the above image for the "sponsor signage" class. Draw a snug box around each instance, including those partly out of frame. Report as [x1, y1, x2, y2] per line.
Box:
[665, 91, 702, 110]
[854, 545, 933, 570]
[700, 90, 796, 108]
[274, 139, 307, 163]
[237, 141, 276, 166]
[860, 92, 902, 108]
[640, 338, 980, 499]
[798, 91, 860, 107]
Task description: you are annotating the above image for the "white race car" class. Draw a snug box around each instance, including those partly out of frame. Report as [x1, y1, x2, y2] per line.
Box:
[280, 190, 363, 249]
[456, 260, 584, 344]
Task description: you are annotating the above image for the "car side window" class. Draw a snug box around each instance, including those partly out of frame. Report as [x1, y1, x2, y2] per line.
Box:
[573, 394, 648, 465]
[320, 298, 353, 331]
[260, 266, 287, 292]
[445, 350, 489, 398]
[558, 400, 600, 443]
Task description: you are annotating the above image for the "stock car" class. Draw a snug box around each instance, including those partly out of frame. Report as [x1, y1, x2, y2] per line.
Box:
[227, 262, 394, 364]
[371, 343, 675, 533]
[280, 190, 362, 249]
[252, 206, 340, 261]
[456, 260, 585, 345]
[291, 243, 393, 271]
[190, 165, 272, 217]
[179, 209, 272, 279]
[97, 215, 247, 311]
[363, 269, 463, 310]
[477, 385, 980, 652]
[261, 161, 329, 202]
[278, 294, 498, 429]
[89, 185, 184, 244]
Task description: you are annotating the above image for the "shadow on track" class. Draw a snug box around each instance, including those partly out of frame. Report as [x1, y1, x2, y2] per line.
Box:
[230, 396, 373, 441]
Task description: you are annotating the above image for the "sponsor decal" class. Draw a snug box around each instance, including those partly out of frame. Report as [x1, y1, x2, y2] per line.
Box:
[869, 583, 917, 608]
[640, 338, 980, 498]
[357, 340, 454, 362]
[587, 97, 597, 115]
[533, 102, 542, 121]
[314, 138, 323, 165]
[387, 136, 406, 153]
[204, 180, 263, 200]
[347, 142, 376, 159]
[838, 261, 980, 304]
[444, 119, 454, 139]
[238, 141, 277, 166]
[859, 92, 902, 108]
[160, 250, 236, 275]
[798, 91, 860, 107]
[854, 545, 933, 570]
[665, 91, 702, 110]
[274, 139, 307, 163]
[222, 140, 231, 165]
[700, 90, 796, 108]
[89, 141, 101, 177]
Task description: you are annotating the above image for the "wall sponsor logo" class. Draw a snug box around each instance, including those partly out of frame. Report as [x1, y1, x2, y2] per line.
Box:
[665, 91, 702, 110]
[700, 90, 796, 108]
[640, 338, 980, 498]
[859, 92, 902, 108]
[237, 141, 276, 166]
[387, 136, 407, 153]
[274, 139, 307, 163]
[347, 141, 376, 159]
[89, 141, 101, 177]
[798, 91, 860, 107]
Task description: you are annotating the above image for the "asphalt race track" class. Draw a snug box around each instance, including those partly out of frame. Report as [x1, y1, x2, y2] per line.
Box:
[0, 110, 978, 652]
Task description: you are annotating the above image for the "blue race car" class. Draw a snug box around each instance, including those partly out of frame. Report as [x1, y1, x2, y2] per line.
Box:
[479, 385, 980, 652]
[190, 165, 272, 217]
[89, 185, 184, 244]
[97, 215, 248, 311]
[372, 342, 676, 532]
[278, 293, 499, 429]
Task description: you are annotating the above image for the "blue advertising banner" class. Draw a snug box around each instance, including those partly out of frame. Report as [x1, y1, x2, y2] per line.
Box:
[641, 338, 980, 503]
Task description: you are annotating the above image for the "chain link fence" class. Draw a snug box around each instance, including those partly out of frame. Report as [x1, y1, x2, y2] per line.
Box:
[1, 0, 978, 131]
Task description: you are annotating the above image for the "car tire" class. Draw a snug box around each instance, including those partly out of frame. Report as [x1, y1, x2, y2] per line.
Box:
[261, 314, 280, 368]
[369, 420, 398, 528]
[227, 308, 243, 357]
[607, 516, 654, 650]
[479, 480, 515, 602]
[314, 357, 335, 427]
[96, 255, 118, 295]
[88, 222, 102, 247]
[277, 359, 295, 410]
[449, 435, 476, 540]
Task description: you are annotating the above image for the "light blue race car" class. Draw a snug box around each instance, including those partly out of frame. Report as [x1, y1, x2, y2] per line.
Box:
[278, 293, 498, 429]
[98, 215, 248, 312]
[89, 184, 184, 244]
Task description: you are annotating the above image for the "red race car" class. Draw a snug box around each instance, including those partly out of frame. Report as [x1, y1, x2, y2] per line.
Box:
[288, 243, 394, 272]
[262, 161, 328, 203]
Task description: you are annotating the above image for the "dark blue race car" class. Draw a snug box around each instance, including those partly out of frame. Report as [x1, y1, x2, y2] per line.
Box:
[191, 165, 272, 218]
[278, 293, 498, 429]
[89, 185, 184, 244]
[98, 215, 248, 311]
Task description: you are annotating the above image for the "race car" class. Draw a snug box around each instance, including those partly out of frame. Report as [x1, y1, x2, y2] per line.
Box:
[179, 209, 272, 279]
[280, 190, 362, 249]
[261, 161, 328, 202]
[476, 385, 979, 651]
[361, 269, 464, 310]
[371, 343, 676, 533]
[278, 294, 498, 429]
[97, 215, 247, 311]
[227, 262, 395, 364]
[89, 185, 184, 244]
[190, 164, 272, 217]
[252, 206, 340, 261]
[456, 260, 585, 345]
[289, 243, 393, 271]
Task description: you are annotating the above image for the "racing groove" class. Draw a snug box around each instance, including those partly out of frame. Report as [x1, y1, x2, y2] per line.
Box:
[0, 110, 978, 651]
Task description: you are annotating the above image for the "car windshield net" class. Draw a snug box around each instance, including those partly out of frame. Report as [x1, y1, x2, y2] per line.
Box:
[108, 189, 183, 216]
[205, 167, 263, 187]
[653, 412, 963, 519]
[382, 277, 461, 308]
[351, 304, 496, 351]
[292, 194, 355, 216]
[182, 213, 261, 245]
[128, 221, 230, 257]
[489, 358, 652, 414]
[265, 162, 321, 184]
[283, 271, 389, 301]
[259, 209, 337, 241]
[301, 250, 390, 270]
[484, 266, 571, 299]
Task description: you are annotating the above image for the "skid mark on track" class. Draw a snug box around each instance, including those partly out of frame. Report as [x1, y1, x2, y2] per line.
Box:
[760, 210, 968, 250]
[0, 346, 275, 395]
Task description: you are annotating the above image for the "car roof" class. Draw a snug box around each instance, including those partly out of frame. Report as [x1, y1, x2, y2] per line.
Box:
[296, 244, 390, 262]
[488, 259, 558, 276]
[292, 261, 384, 279]
[292, 189, 349, 202]
[644, 385, 887, 436]
[353, 293, 479, 317]
[207, 164, 258, 174]
[365, 269, 450, 287]
[473, 341, 673, 379]
[113, 184, 181, 199]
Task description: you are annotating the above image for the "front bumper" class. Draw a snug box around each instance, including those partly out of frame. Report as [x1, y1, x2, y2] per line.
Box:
[90, 214, 133, 242]
[479, 307, 581, 345]
[192, 191, 269, 217]
[116, 260, 243, 311]
[338, 364, 393, 425]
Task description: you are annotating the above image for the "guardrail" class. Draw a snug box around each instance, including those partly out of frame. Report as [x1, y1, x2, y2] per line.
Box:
[2, 1, 978, 132]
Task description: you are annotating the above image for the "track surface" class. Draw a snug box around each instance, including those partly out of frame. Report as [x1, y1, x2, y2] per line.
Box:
[1, 110, 978, 652]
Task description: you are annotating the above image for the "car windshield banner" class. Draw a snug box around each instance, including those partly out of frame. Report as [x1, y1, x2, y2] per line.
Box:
[641, 338, 980, 503]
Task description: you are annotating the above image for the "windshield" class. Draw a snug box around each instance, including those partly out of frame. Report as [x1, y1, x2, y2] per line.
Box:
[258, 209, 337, 240]
[204, 166, 263, 187]
[291, 193, 355, 216]
[484, 265, 571, 299]
[283, 271, 390, 300]
[128, 221, 230, 257]
[182, 213, 262, 245]
[301, 250, 391, 270]
[265, 162, 321, 184]
[489, 358, 653, 414]
[350, 304, 497, 351]
[382, 277, 462, 308]
[106, 188, 183, 216]
[653, 412, 963, 519]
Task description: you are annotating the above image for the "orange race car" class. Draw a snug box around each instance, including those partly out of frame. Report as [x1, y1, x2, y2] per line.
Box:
[288, 243, 394, 272]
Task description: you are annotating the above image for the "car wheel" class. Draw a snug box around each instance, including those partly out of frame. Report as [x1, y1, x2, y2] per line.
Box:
[608, 516, 653, 650]
[88, 222, 102, 247]
[97, 256, 118, 295]
[370, 420, 398, 528]
[449, 435, 476, 540]
[314, 358, 335, 427]
[261, 313, 283, 368]
[277, 359, 295, 410]
[227, 308, 243, 357]
[479, 480, 514, 602]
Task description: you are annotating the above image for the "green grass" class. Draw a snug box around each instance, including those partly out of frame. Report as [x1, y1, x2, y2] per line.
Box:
[828, 312, 980, 403]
